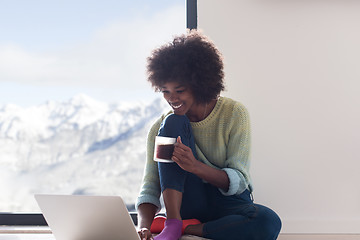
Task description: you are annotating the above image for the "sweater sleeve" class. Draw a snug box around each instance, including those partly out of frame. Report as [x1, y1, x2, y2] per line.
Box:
[135, 119, 162, 212]
[219, 102, 252, 196]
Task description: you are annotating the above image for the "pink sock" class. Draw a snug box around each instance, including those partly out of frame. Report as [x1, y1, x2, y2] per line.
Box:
[154, 218, 182, 240]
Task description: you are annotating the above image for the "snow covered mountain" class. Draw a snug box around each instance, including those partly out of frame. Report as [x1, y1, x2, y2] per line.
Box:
[0, 94, 170, 212]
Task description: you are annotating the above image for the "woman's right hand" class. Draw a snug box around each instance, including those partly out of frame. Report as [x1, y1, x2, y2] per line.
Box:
[138, 227, 153, 240]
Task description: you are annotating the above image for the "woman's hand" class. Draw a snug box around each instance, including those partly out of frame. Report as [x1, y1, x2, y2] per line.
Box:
[172, 136, 230, 191]
[172, 136, 200, 173]
[137, 227, 153, 240]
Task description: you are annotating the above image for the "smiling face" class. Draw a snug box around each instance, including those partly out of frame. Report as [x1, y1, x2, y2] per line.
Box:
[160, 82, 197, 116]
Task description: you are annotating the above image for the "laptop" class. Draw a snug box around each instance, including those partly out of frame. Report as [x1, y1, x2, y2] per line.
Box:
[34, 194, 140, 240]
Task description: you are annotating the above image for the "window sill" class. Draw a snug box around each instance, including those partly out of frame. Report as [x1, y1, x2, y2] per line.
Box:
[0, 226, 51, 234]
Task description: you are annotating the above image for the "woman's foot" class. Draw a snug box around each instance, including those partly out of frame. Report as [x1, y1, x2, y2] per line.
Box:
[154, 218, 182, 240]
[183, 223, 204, 237]
[182, 219, 202, 234]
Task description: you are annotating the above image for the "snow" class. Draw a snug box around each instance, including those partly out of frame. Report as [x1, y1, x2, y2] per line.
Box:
[0, 94, 170, 212]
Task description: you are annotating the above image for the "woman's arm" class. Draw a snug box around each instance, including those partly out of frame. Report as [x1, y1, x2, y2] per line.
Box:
[137, 203, 157, 239]
[136, 118, 164, 239]
[193, 160, 230, 191]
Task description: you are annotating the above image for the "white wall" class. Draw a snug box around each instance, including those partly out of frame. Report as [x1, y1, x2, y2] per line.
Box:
[198, 0, 360, 234]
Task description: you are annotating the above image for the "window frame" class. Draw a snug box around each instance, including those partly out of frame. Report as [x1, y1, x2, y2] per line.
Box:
[0, 0, 197, 226]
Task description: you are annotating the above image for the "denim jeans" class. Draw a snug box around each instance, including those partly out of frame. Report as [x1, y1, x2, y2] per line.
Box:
[157, 114, 282, 240]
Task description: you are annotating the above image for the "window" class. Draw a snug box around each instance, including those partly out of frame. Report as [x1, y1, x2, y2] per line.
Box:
[0, 0, 188, 219]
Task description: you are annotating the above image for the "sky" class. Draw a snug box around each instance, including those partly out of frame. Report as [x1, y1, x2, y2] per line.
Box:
[0, 0, 186, 107]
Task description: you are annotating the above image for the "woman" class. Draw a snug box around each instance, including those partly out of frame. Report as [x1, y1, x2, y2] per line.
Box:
[136, 30, 281, 240]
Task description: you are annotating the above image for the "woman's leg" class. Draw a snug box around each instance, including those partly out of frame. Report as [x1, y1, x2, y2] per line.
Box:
[157, 114, 197, 191]
[202, 186, 282, 240]
[157, 114, 199, 215]
[156, 114, 204, 239]
[179, 172, 208, 237]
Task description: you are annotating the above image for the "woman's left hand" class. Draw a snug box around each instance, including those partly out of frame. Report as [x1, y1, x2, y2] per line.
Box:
[171, 136, 200, 173]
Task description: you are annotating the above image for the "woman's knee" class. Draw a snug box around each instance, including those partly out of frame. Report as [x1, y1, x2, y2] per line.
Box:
[255, 204, 282, 239]
[158, 114, 192, 141]
[160, 114, 189, 131]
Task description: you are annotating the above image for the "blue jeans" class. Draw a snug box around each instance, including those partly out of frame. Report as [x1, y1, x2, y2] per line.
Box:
[157, 114, 282, 240]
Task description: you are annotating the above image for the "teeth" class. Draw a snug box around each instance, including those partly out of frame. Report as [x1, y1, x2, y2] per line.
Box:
[171, 103, 183, 109]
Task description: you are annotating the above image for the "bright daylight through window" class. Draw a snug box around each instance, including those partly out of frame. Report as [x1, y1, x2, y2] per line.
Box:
[0, 0, 185, 213]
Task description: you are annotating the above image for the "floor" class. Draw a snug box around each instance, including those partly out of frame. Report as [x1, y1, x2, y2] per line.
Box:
[278, 234, 360, 240]
[1, 234, 360, 240]
[0, 227, 359, 240]
[180, 234, 360, 240]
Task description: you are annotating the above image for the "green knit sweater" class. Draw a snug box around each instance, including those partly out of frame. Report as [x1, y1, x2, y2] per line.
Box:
[136, 97, 252, 211]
